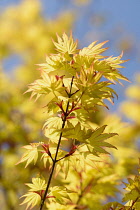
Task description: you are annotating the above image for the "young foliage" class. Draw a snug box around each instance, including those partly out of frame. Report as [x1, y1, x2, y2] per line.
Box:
[20, 178, 47, 210]
[122, 164, 140, 209]
[53, 33, 78, 54]
[103, 160, 140, 210]
[18, 33, 129, 210]
[16, 143, 41, 168]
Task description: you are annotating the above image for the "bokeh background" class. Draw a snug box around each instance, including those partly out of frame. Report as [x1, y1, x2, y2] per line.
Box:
[0, 0, 140, 209]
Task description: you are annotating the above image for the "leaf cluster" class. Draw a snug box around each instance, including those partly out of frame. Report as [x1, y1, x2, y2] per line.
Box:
[18, 33, 129, 209]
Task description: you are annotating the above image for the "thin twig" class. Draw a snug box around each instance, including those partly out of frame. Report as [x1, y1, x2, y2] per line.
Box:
[128, 197, 139, 210]
[39, 76, 74, 210]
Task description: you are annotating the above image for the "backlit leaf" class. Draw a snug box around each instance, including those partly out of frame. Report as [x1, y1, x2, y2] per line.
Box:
[86, 125, 117, 156]
[53, 32, 78, 54]
[20, 178, 46, 210]
[16, 143, 42, 167]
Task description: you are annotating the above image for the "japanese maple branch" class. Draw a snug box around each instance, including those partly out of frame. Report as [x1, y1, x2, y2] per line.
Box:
[40, 76, 74, 210]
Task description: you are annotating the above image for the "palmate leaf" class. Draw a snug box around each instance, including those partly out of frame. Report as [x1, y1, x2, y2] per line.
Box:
[79, 40, 108, 58]
[63, 123, 117, 157]
[16, 143, 42, 167]
[20, 192, 41, 210]
[86, 125, 117, 156]
[68, 145, 100, 171]
[20, 178, 47, 210]
[106, 52, 128, 69]
[43, 116, 63, 130]
[55, 145, 106, 177]
[26, 177, 47, 191]
[94, 59, 129, 84]
[123, 175, 140, 203]
[38, 54, 63, 74]
[122, 160, 140, 210]
[77, 145, 102, 169]
[38, 53, 76, 77]
[53, 32, 78, 54]
[73, 54, 92, 69]
[50, 186, 73, 205]
[87, 81, 117, 101]
[43, 116, 63, 143]
[44, 128, 61, 143]
[79, 94, 109, 113]
[59, 61, 77, 76]
[75, 68, 118, 109]
[54, 143, 93, 177]
[25, 72, 65, 101]
[62, 121, 88, 143]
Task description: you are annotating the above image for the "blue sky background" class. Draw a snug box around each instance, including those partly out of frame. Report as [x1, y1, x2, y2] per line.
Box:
[1, 0, 140, 113]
